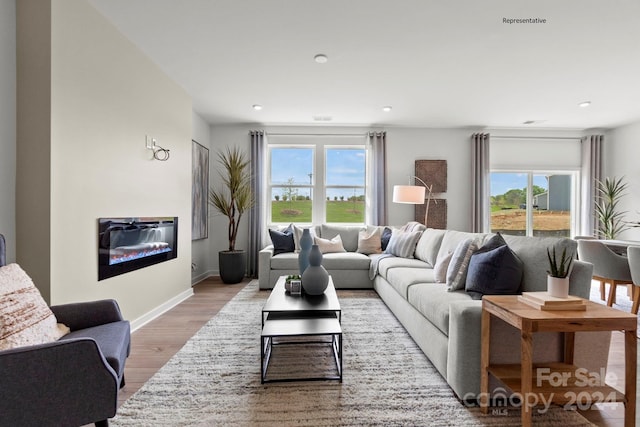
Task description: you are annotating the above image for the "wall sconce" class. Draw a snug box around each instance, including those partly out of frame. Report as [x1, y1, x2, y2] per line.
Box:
[393, 175, 437, 227]
[145, 135, 170, 161]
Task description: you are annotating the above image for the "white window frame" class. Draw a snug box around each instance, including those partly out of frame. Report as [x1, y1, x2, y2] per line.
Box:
[490, 169, 580, 237]
[267, 139, 367, 226]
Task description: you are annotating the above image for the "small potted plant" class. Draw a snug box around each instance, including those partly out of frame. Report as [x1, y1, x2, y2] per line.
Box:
[546, 246, 573, 298]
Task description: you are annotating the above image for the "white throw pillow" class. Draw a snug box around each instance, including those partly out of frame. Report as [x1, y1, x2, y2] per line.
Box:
[433, 251, 453, 283]
[446, 239, 480, 291]
[315, 234, 347, 254]
[356, 228, 382, 255]
[292, 224, 317, 252]
[0, 264, 69, 350]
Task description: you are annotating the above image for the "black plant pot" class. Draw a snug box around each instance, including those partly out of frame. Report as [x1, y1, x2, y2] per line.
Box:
[219, 250, 246, 284]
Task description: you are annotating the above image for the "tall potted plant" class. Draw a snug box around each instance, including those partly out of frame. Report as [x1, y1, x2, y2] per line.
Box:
[594, 176, 629, 239]
[209, 147, 254, 284]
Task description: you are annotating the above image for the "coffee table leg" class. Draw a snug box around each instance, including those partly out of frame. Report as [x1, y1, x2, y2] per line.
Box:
[624, 329, 636, 427]
[521, 331, 533, 427]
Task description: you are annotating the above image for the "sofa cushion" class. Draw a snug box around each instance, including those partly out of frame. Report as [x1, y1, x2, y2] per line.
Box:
[0, 264, 70, 351]
[315, 234, 347, 254]
[320, 252, 371, 270]
[385, 229, 423, 258]
[385, 267, 435, 298]
[407, 283, 473, 336]
[356, 228, 382, 255]
[376, 256, 428, 279]
[438, 230, 487, 261]
[59, 320, 130, 377]
[465, 244, 524, 300]
[446, 238, 480, 291]
[268, 225, 295, 256]
[320, 225, 364, 252]
[414, 228, 446, 267]
[502, 235, 577, 292]
[270, 252, 300, 270]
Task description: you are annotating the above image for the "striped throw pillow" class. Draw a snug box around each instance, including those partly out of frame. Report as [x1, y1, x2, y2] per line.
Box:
[384, 229, 423, 258]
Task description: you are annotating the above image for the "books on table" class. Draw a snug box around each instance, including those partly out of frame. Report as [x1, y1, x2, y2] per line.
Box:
[518, 291, 587, 311]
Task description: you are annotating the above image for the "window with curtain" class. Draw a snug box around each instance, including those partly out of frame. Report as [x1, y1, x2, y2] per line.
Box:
[489, 137, 582, 237]
[267, 135, 367, 225]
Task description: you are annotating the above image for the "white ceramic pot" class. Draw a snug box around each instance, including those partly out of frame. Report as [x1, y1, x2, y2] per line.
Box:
[547, 275, 570, 298]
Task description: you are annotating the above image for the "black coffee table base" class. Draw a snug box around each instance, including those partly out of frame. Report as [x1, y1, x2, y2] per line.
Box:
[261, 317, 343, 383]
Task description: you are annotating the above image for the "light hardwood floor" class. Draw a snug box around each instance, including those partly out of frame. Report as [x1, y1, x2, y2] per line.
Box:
[117, 278, 630, 426]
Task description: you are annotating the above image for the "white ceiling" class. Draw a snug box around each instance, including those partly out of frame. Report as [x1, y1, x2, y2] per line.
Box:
[89, 0, 640, 129]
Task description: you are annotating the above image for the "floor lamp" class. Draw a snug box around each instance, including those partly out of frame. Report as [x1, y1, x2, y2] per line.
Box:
[393, 176, 436, 227]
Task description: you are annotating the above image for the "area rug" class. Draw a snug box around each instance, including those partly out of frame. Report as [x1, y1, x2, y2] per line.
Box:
[112, 282, 595, 426]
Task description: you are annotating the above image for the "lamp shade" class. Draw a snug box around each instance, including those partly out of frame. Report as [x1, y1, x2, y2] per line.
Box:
[392, 185, 426, 204]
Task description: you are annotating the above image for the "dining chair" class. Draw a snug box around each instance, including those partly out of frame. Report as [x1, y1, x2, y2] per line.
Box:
[574, 236, 606, 301]
[627, 246, 640, 314]
[576, 239, 633, 307]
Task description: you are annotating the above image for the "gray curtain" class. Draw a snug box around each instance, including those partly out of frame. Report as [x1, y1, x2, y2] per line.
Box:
[580, 135, 603, 237]
[368, 131, 387, 225]
[471, 133, 490, 233]
[248, 130, 266, 278]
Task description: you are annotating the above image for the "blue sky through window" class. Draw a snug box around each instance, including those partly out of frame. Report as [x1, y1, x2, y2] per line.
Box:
[490, 173, 549, 196]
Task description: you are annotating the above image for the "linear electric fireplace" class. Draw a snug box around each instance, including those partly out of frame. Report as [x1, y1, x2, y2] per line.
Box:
[98, 217, 178, 281]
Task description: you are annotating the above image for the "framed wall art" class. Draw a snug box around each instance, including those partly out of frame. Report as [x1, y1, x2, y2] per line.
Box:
[192, 140, 209, 240]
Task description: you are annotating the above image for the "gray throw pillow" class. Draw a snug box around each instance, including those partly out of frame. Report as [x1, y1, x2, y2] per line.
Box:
[384, 230, 422, 258]
[446, 238, 480, 291]
[465, 244, 524, 300]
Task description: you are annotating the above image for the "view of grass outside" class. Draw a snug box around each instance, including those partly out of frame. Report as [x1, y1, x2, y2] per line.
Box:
[271, 198, 365, 223]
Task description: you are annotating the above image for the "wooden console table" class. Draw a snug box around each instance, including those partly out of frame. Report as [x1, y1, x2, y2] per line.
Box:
[480, 295, 637, 427]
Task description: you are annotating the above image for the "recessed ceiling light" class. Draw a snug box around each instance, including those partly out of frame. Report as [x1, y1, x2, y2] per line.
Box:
[382, 106, 392, 112]
[252, 104, 263, 111]
[313, 115, 332, 121]
[314, 54, 328, 64]
[578, 101, 591, 108]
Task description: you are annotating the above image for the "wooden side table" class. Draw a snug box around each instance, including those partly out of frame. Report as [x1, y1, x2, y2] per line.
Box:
[480, 295, 637, 427]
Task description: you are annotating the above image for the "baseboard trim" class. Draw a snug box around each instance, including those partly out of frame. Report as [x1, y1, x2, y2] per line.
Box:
[191, 270, 216, 286]
[130, 288, 194, 332]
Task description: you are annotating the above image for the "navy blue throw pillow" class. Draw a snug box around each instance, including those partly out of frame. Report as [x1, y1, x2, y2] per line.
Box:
[381, 227, 393, 251]
[269, 226, 295, 256]
[465, 244, 523, 300]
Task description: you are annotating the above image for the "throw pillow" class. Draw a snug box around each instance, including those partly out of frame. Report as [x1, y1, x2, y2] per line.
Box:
[433, 251, 453, 283]
[315, 234, 347, 254]
[446, 238, 480, 291]
[356, 228, 382, 255]
[268, 225, 295, 256]
[0, 264, 70, 350]
[476, 232, 507, 255]
[465, 245, 524, 300]
[380, 227, 393, 251]
[384, 229, 423, 258]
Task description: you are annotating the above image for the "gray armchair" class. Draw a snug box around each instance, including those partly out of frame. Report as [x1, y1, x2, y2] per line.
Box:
[0, 234, 131, 427]
[627, 246, 640, 314]
[576, 239, 633, 307]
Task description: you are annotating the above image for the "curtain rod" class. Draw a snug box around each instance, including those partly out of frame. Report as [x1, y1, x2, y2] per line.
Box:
[265, 132, 369, 137]
[490, 135, 583, 140]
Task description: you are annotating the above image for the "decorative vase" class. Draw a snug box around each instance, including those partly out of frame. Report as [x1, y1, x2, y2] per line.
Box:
[301, 244, 329, 295]
[547, 275, 569, 298]
[298, 228, 313, 275]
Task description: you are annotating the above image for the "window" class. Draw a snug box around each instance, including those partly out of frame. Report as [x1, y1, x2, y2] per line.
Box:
[490, 171, 576, 237]
[268, 136, 366, 225]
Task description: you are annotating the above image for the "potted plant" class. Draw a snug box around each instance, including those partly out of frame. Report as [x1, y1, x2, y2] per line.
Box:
[208, 147, 254, 284]
[546, 246, 573, 298]
[595, 176, 629, 239]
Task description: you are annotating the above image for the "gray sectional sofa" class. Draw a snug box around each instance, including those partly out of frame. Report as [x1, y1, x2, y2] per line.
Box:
[258, 224, 611, 400]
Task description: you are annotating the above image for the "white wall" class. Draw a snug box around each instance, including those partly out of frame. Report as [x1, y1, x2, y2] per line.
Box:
[191, 111, 212, 283]
[0, 0, 16, 263]
[605, 120, 640, 240]
[17, 0, 193, 324]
